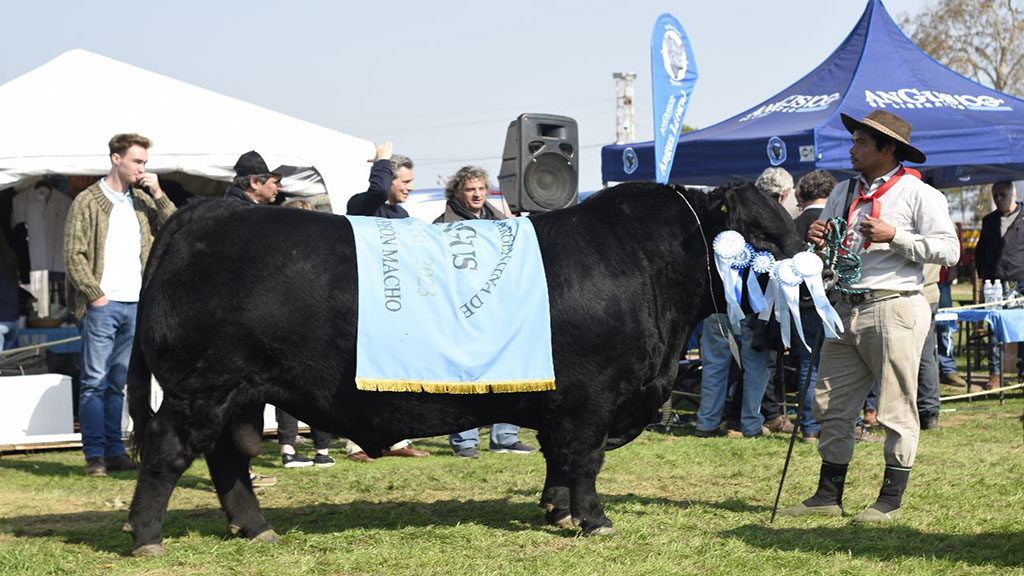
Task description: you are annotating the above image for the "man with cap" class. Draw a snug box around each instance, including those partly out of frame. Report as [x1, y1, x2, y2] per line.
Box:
[225, 151, 296, 205]
[778, 110, 959, 523]
[64, 133, 176, 477]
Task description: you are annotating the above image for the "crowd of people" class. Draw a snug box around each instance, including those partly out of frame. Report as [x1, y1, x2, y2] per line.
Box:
[55, 108, 1012, 526]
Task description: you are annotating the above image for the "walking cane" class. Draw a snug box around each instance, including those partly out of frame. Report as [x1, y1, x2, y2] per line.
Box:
[769, 326, 826, 523]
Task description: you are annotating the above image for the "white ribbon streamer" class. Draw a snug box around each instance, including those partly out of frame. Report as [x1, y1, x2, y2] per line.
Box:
[713, 231, 747, 333]
[775, 259, 809, 352]
[792, 251, 844, 339]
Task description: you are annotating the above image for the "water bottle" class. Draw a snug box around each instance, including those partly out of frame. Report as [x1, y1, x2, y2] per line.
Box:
[994, 279, 1004, 308]
[983, 279, 994, 306]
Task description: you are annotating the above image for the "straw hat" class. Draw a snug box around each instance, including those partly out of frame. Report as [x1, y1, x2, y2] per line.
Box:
[840, 110, 926, 164]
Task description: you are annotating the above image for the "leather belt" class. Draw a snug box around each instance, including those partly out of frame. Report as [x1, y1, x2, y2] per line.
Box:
[841, 289, 921, 306]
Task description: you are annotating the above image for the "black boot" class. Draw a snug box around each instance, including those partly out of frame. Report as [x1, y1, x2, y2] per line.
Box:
[851, 465, 910, 523]
[777, 461, 847, 517]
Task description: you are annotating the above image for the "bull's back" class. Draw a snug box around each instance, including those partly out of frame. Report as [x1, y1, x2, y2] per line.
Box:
[139, 203, 359, 390]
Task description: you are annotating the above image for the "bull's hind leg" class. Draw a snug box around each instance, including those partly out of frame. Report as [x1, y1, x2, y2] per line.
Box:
[127, 407, 198, 556]
[206, 425, 277, 542]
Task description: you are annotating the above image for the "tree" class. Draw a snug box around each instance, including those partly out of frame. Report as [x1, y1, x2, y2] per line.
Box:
[899, 0, 1024, 97]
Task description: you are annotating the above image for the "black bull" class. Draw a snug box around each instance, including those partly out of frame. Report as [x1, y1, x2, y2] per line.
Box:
[125, 181, 804, 555]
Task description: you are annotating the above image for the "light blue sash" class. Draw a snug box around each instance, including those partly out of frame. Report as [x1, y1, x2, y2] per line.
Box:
[349, 216, 555, 393]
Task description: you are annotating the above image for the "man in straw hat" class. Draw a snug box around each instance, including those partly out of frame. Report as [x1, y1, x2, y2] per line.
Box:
[778, 110, 959, 523]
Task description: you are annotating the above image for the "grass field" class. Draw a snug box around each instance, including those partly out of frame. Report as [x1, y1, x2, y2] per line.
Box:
[0, 394, 1020, 576]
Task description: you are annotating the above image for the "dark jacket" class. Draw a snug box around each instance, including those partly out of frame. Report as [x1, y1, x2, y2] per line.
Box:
[346, 159, 409, 219]
[976, 203, 1024, 281]
[433, 199, 507, 223]
[224, 185, 256, 204]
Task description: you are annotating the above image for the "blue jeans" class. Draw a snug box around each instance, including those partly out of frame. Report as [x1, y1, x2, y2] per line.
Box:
[696, 313, 771, 436]
[79, 301, 137, 461]
[936, 283, 957, 374]
[450, 423, 520, 451]
[794, 309, 821, 434]
[0, 320, 18, 350]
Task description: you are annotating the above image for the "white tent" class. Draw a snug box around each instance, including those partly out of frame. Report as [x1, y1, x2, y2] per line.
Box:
[0, 49, 374, 212]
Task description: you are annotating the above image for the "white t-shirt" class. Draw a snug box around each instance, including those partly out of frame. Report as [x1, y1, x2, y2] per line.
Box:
[98, 178, 142, 303]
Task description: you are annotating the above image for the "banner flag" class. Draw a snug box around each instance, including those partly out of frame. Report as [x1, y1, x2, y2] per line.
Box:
[651, 13, 698, 184]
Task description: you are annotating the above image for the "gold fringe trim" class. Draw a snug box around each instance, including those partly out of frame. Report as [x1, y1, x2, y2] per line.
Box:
[354, 378, 556, 394]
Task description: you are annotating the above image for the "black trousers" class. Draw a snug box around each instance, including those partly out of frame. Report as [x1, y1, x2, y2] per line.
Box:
[275, 407, 332, 450]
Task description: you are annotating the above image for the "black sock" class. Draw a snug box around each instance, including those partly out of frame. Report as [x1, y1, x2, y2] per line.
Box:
[872, 465, 910, 513]
[803, 461, 848, 508]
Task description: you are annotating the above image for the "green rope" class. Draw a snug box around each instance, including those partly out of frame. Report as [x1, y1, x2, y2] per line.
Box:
[816, 217, 867, 295]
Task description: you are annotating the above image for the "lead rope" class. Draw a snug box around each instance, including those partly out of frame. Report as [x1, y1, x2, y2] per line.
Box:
[673, 188, 736, 357]
[819, 216, 867, 295]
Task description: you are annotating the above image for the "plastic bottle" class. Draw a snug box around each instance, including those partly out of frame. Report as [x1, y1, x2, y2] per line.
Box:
[983, 279, 994, 305]
[994, 279, 1004, 308]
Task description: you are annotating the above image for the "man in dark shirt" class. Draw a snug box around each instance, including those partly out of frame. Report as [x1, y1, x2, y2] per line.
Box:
[345, 142, 414, 218]
[343, 142, 427, 461]
[224, 151, 296, 205]
[974, 180, 1024, 389]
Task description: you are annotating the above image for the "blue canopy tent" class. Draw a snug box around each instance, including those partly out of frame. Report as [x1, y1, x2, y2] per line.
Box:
[602, 0, 1024, 189]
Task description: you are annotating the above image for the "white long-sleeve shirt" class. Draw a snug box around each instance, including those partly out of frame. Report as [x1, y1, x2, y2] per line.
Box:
[820, 165, 960, 291]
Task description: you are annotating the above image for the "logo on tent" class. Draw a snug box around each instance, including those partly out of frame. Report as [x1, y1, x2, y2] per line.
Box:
[623, 147, 638, 175]
[739, 93, 841, 122]
[864, 89, 1012, 111]
[767, 137, 787, 166]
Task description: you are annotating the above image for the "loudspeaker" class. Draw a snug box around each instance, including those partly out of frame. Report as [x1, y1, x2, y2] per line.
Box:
[498, 113, 578, 214]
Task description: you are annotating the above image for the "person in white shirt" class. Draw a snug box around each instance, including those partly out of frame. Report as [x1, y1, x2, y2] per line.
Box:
[64, 133, 176, 477]
[778, 110, 959, 524]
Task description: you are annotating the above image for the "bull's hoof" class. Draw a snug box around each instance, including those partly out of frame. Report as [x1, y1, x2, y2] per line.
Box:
[131, 543, 165, 557]
[584, 525, 616, 537]
[550, 514, 575, 529]
[251, 529, 280, 543]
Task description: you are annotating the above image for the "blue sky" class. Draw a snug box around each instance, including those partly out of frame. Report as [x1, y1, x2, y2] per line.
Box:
[0, 0, 931, 192]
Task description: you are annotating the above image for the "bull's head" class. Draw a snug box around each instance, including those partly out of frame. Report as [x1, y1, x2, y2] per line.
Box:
[703, 182, 805, 259]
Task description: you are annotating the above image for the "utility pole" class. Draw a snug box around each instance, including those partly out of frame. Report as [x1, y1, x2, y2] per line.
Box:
[613, 72, 637, 144]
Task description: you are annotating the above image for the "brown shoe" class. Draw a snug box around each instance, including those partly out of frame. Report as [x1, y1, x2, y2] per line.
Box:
[863, 409, 878, 428]
[764, 415, 795, 433]
[980, 374, 1000, 390]
[105, 453, 137, 472]
[383, 446, 429, 458]
[84, 457, 107, 477]
[347, 451, 376, 463]
[939, 372, 967, 388]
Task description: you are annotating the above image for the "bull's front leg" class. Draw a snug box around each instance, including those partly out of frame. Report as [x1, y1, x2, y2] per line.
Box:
[127, 408, 197, 556]
[537, 428, 614, 535]
[568, 445, 615, 535]
[539, 455, 574, 529]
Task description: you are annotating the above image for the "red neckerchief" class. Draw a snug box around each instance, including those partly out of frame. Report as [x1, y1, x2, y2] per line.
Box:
[845, 166, 907, 249]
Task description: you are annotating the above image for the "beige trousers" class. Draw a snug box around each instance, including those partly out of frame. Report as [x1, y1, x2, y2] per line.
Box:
[812, 293, 931, 467]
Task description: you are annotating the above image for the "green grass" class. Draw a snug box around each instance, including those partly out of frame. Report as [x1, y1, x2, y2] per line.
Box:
[0, 398, 1021, 576]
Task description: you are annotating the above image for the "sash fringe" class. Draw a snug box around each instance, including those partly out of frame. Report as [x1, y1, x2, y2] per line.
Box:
[355, 378, 556, 394]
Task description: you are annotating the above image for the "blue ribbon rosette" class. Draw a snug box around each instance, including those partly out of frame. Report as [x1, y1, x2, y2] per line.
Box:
[792, 251, 844, 339]
[713, 231, 750, 333]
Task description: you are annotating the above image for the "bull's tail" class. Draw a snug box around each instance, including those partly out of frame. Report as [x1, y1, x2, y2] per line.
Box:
[126, 331, 154, 462]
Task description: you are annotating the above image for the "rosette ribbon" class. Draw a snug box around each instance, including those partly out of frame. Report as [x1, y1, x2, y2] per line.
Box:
[792, 251, 844, 339]
[746, 251, 774, 315]
[773, 258, 809, 352]
[712, 231, 749, 333]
